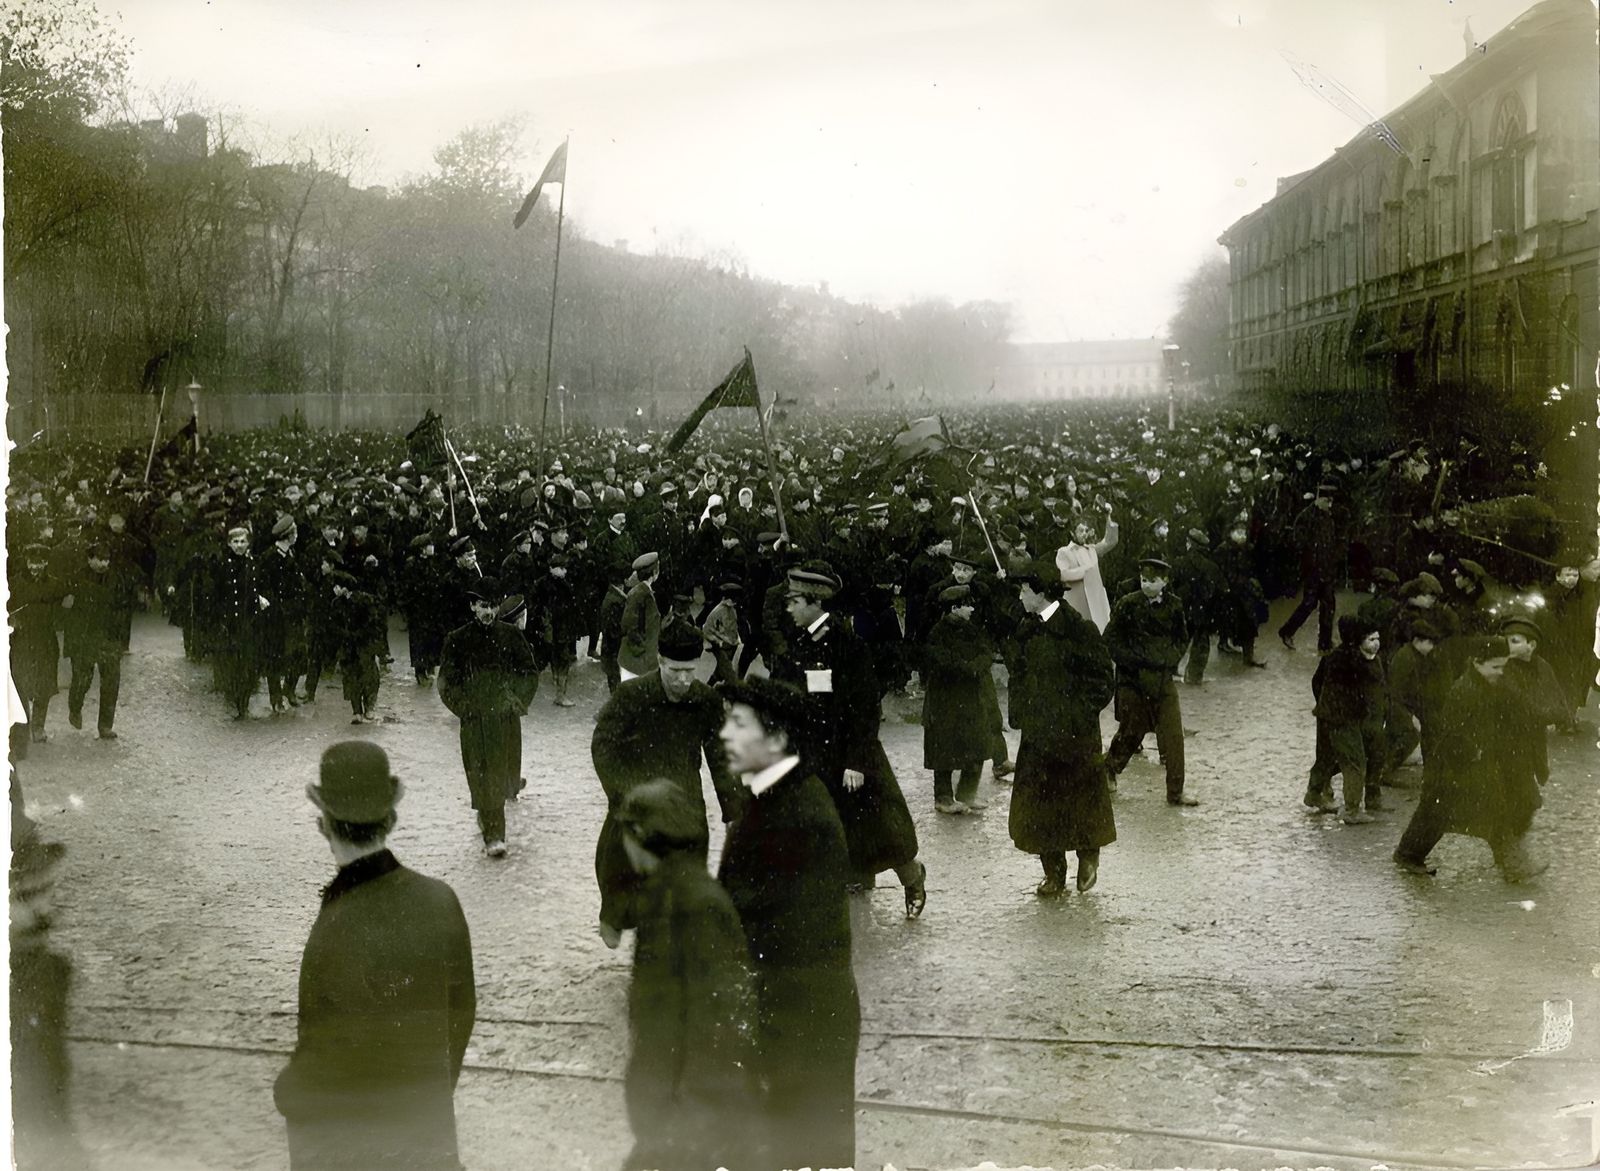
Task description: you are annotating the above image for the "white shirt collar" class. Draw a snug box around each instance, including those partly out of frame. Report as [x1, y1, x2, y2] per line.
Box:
[807, 611, 830, 635]
[744, 755, 802, 797]
[1038, 599, 1060, 623]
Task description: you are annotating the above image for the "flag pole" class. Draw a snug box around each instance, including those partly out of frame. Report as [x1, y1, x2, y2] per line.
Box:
[143, 385, 169, 483]
[442, 432, 482, 523]
[748, 348, 790, 543]
[535, 138, 569, 491]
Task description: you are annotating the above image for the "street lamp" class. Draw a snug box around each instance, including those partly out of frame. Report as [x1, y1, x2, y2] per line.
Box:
[186, 379, 203, 454]
[1161, 344, 1181, 431]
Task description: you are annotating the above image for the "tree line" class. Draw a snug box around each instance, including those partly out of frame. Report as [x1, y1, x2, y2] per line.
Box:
[3, 1, 1015, 418]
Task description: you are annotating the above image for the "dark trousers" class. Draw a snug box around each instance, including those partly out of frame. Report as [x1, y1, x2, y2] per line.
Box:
[69, 650, 121, 732]
[602, 653, 621, 694]
[1107, 682, 1185, 798]
[1182, 626, 1212, 683]
[1280, 576, 1337, 650]
[933, 766, 982, 805]
[1040, 848, 1099, 882]
[736, 637, 762, 678]
[459, 712, 520, 839]
[1396, 788, 1528, 873]
[1306, 720, 1385, 810]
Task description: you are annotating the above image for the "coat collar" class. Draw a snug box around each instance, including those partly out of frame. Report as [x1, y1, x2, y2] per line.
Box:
[321, 849, 400, 905]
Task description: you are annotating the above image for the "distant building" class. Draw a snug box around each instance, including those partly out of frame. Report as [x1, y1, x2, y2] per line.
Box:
[1217, 0, 1598, 400]
[997, 339, 1169, 401]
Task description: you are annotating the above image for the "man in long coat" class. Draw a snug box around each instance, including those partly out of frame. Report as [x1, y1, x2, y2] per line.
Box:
[215, 525, 267, 719]
[619, 551, 663, 679]
[274, 742, 476, 1171]
[257, 515, 309, 711]
[439, 579, 540, 857]
[773, 561, 928, 915]
[591, 619, 741, 948]
[1104, 557, 1198, 805]
[717, 677, 859, 1171]
[1008, 560, 1117, 895]
[8, 545, 66, 743]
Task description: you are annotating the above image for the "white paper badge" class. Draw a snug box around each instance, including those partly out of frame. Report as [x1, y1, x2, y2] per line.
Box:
[805, 668, 834, 693]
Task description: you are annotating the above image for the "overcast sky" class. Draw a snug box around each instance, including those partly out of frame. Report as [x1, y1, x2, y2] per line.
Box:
[114, 0, 1551, 342]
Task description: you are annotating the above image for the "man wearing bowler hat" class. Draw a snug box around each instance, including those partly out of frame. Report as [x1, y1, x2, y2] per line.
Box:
[275, 742, 476, 1171]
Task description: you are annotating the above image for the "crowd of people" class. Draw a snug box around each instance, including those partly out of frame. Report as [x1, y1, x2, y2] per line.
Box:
[8, 400, 1598, 1169]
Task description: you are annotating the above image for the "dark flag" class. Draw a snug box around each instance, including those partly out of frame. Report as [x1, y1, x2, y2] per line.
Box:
[407, 409, 449, 468]
[667, 349, 761, 454]
[153, 417, 197, 462]
[513, 140, 569, 229]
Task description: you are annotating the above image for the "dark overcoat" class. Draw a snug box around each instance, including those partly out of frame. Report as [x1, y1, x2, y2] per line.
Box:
[439, 619, 539, 810]
[591, 673, 741, 930]
[619, 580, 661, 676]
[772, 612, 918, 875]
[1419, 670, 1543, 842]
[624, 852, 761, 1171]
[921, 614, 993, 769]
[273, 852, 475, 1171]
[1009, 603, 1118, 854]
[8, 569, 64, 703]
[718, 763, 859, 1171]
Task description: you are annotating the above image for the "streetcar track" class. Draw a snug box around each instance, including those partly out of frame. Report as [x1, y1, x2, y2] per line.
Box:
[75, 1002, 1598, 1065]
[66, 1032, 1573, 1171]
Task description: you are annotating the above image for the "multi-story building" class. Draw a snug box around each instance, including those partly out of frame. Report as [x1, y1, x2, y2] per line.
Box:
[1218, 0, 1597, 402]
[997, 338, 1169, 401]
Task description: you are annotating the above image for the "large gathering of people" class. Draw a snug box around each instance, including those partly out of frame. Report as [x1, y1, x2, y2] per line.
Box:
[9, 399, 1598, 1169]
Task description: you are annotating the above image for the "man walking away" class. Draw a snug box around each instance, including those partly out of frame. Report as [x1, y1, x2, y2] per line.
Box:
[274, 742, 475, 1171]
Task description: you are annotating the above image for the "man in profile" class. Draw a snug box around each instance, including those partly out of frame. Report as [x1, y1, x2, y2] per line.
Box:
[274, 741, 477, 1171]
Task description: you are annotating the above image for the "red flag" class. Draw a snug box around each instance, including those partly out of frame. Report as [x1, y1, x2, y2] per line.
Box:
[513, 140, 568, 229]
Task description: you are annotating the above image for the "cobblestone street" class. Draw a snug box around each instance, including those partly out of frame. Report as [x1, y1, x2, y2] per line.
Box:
[16, 596, 1600, 1171]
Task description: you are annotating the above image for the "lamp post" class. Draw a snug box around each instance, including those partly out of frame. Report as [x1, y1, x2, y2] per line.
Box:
[186, 379, 202, 454]
[1161, 344, 1181, 431]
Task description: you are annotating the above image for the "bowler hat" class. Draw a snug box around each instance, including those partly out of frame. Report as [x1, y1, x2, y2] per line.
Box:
[308, 742, 404, 822]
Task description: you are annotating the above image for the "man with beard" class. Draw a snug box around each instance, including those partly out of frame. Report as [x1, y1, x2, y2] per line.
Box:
[1007, 560, 1117, 895]
[590, 619, 741, 948]
[439, 579, 540, 858]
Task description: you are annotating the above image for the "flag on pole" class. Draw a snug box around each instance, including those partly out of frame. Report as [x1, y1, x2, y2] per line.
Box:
[406, 409, 449, 468]
[667, 349, 761, 453]
[513, 140, 568, 229]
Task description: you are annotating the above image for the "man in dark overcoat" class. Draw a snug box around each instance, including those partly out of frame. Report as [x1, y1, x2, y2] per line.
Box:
[1104, 557, 1198, 805]
[439, 579, 540, 857]
[774, 561, 928, 916]
[1278, 484, 1344, 652]
[717, 677, 860, 1171]
[1007, 560, 1118, 895]
[274, 742, 476, 1171]
[8, 545, 66, 743]
[215, 525, 268, 719]
[257, 515, 308, 712]
[921, 584, 995, 814]
[591, 619, 742, 948]
[62, 543, 136, 739]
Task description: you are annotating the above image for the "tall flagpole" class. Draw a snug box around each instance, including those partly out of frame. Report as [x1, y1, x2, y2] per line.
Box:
[536, 137, 569, 491]
[748, 348, 791, 543]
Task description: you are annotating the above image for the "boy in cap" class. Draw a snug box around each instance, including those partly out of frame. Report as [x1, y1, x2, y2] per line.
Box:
[616, 780, 759, 1171]
[275, 742, 475, 1170]
[620, 552, 663, 679]
[1104, 558, 1197, 805]
[1498, 614, 1567, 786]
[1303, 616, 1388, 822]
[701, 580, 743, 686]
[439, 579, 540, 857]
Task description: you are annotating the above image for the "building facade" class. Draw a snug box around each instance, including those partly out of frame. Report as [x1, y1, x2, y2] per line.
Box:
[997, 338, 1169, 401]
[1218, 0, 1598, 404]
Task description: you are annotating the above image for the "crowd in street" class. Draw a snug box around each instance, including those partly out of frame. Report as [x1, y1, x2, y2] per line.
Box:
[9, 400, 1598, 1170]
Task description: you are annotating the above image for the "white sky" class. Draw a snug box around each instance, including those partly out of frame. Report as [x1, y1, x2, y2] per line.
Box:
[113, 0, 1549, 342]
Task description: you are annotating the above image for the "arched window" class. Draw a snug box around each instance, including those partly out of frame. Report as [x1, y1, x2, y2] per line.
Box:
[1491, 93, 1527, 237]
